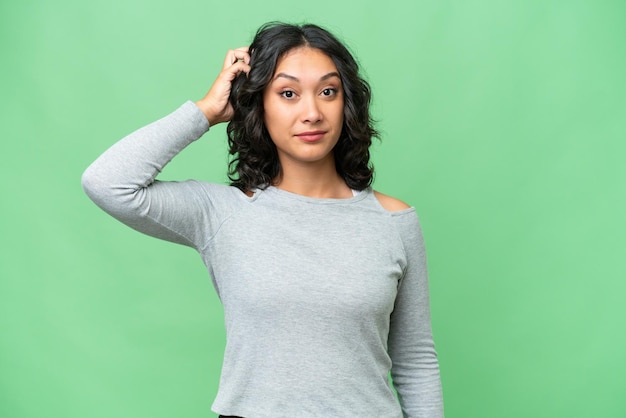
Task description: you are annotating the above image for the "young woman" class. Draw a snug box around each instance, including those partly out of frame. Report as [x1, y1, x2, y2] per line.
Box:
[83, 22, 444, 418]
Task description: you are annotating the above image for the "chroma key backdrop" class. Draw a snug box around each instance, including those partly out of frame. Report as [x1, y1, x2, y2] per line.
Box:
[1, 1, 625, 417]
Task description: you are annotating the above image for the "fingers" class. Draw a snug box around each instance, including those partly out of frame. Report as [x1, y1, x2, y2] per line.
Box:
[219, 61, 251, 83]
[219, 47, 251, 81]
[223, 46, 251, 69]
[197, 47, 250, 125]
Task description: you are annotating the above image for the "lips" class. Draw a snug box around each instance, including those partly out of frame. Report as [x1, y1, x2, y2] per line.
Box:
[295, 130, 326, 142]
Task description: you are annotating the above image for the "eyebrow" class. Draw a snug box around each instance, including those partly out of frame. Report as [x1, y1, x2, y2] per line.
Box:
[273, 71, 341, 82]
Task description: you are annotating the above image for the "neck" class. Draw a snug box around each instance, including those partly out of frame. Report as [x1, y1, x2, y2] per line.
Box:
[273, 158, 352, 199]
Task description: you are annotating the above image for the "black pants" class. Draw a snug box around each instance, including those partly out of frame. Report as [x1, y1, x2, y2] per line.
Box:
[219, 416, 243, 418]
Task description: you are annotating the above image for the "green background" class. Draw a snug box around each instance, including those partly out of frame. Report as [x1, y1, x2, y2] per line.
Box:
[1, 0, 625, 417]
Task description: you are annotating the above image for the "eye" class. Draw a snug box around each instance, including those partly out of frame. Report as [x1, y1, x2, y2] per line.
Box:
[280, 90, 296, 99]
[321, 88, 337, 97]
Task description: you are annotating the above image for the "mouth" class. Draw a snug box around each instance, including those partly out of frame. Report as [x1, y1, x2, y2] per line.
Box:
[295, 130, 326, 142]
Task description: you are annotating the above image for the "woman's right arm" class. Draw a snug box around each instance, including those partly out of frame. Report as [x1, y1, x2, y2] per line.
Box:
[81, 48, 251, 248]
[82, 102, 212, 247]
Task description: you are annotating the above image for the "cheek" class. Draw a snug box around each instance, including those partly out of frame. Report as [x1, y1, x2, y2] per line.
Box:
[263, 109, 284, 136]
[262, 99, 279, 132]
[334, 101, 345, 126]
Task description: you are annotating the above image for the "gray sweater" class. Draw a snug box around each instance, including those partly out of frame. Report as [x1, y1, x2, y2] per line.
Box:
[82, 101, 444, 417]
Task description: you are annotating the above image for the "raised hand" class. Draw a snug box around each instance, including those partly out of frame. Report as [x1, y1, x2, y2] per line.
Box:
[195, 47, 251, 126]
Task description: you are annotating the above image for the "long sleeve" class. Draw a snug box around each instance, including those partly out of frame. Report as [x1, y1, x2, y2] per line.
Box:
[388, 212, 444, 417]
[82, 101, 444, 417]
[81, 101, 231, 249]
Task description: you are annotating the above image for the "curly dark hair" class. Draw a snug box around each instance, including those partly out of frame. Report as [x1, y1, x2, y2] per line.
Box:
[227, 22, 378, 192]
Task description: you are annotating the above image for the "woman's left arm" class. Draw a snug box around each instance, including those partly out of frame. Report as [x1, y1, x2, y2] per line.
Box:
[388, 211, 444, 418]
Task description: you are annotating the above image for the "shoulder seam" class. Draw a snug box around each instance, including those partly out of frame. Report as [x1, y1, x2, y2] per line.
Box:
[197, 185, 259, 252]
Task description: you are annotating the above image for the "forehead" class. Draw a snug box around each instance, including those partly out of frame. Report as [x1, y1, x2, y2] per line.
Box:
[273, 47, 339, 78]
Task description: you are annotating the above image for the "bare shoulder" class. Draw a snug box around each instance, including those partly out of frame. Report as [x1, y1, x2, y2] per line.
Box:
[373, 190, 412, 213]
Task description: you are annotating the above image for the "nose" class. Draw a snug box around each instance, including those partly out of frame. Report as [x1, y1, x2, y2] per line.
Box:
[301, 96, 322, 123]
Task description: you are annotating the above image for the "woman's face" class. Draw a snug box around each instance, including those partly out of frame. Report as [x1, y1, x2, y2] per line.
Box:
[263, 47, 344, 168]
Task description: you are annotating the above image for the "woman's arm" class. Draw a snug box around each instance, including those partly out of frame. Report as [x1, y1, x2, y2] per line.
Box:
[82, 102, 214, 247]
[388, 212, 445, 418]
[81, 48, 252, 247]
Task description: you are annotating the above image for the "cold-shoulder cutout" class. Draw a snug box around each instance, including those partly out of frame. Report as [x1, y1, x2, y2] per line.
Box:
[373, 190, 411, 213]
